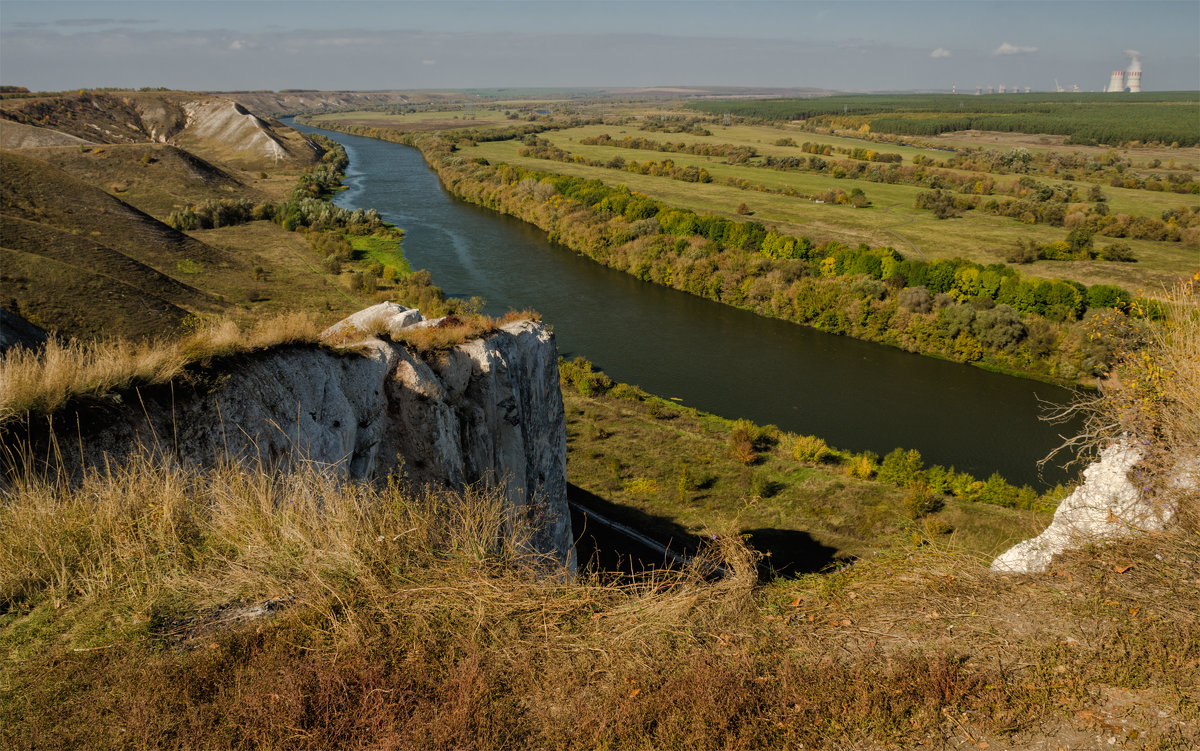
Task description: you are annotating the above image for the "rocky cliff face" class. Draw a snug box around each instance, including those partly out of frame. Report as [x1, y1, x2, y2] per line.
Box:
[19, 304, 574, 570]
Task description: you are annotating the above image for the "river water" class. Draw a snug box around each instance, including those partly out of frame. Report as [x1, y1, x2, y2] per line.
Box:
[288, 119, 1078, 487]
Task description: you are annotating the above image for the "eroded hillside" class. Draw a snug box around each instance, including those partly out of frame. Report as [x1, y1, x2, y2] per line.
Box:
[0, 90, 322, 169]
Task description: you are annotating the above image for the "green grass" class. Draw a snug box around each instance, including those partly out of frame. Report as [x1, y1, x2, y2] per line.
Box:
[562, 373, 1051, 569]
[468, 136, 1198, 291]
[350, 234, 412, 275]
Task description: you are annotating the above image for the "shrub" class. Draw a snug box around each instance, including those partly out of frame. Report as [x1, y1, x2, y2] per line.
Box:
[729, 420, 758, 465]
[609, 383, 648, 401]
[903, 482, 942, 519]
[749, 472, 781, 499]
[877, 448, 925, 488]
[1099, 242, 1137, 262]
[622, 477, 660, 496]
[844, 452, 877, 480]
[973, 304, 1026, 351]
[791, 435, 830, 464]
[898, 286, 933, 314]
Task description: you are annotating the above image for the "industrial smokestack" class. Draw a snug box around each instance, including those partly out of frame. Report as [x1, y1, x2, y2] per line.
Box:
[1125, 50, 1142, 92]
[1107, 70, 1126, 92]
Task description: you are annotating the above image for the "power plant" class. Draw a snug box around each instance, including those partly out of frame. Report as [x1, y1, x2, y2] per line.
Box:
[1107, 50, 1142, 92]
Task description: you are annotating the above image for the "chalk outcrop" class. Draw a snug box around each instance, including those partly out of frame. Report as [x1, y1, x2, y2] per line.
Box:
[0, 91, 322, 169]
[23, 304, 574, 570]
[991, 443, 1173, 574]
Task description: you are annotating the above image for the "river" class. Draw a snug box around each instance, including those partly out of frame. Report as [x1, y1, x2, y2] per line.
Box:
[287, 119, 1079, 487]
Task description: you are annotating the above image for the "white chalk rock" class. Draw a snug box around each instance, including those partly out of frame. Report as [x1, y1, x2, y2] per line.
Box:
[320, 301, 424, 343]
[991, 443, 1173, 574]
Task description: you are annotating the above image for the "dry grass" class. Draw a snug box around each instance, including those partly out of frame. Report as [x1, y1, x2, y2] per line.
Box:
[1047, 273, 1200, 523]
[0, 313, 324, 423]
[389, 310, 540, 354]
[1, 453, 1195, 749]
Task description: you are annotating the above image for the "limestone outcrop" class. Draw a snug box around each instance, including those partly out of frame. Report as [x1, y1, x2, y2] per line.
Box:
[16, 304, 574, 570]
[990, 443, 1174, 574]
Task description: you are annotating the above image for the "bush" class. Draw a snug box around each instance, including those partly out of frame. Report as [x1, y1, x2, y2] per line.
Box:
[609, 383, 649, 401]
[729, 420, 758, 465]
[791, 435, 830, 463]
[973, 304, 1026, 351]
[844, 452, 877, 480]
[877, 448, 925, 488]
[1099, 242, 1136, 262]
[622, 477, 660, 496]
[903, 483, 942, 519]
[898, 286, 933, 314]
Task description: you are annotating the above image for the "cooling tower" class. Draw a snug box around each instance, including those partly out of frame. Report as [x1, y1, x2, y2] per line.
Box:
[1107, 70, 1125, 92]
[1126, 51, 1142, 92]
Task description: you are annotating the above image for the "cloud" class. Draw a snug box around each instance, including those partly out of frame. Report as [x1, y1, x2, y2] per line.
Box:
[422, 59, 436, 66]
[57, 18, 157, 27]
[993, 42, 1037, 56]
[930, 47, 951, 58]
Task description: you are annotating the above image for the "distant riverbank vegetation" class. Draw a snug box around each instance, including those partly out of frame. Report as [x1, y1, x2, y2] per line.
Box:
[305, 118, 1165, 385]
[687, 92, 1200, 147]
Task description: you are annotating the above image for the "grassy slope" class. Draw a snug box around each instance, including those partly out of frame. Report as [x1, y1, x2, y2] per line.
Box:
[563, 384, 1049, 573]
[0, 455, 1193, 749]
[0, 106, 398, 339]
[24, 142, 259, 219]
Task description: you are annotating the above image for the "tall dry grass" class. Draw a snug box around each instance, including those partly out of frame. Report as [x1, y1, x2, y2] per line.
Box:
[1068, 275, 1200, 522]
[2, 453, 1196, 748]
[0, 313, 324, 423]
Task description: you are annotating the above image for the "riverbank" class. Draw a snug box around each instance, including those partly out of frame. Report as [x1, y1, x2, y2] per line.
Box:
[559, 357, 1059, 574]
[302, 117, 1158, 390]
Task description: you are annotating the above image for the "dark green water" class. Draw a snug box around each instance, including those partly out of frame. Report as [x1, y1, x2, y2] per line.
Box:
[288, 119, 1078, 487]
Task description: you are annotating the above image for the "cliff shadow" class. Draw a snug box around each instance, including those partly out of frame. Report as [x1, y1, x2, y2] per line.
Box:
[567, 483, 705, 578]
[740, 528, 843, 579]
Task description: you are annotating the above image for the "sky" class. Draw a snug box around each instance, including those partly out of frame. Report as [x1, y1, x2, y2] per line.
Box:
[2, 0, 1198, 93]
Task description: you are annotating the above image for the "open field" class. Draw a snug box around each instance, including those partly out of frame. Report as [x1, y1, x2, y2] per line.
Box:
[307, 108, 511, 132]
[467, 136, 1198, 291]
[687, 92, 1200, 146]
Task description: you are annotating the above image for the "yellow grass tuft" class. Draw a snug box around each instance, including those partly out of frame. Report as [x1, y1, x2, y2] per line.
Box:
[0, 313, 324, 423]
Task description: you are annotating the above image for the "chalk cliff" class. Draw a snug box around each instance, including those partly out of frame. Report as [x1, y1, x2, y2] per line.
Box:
[991, 443, 1178, 574]
[18, 304, 574, 570]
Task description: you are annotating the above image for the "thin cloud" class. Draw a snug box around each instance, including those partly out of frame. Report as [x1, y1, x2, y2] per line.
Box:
[930, 47, 951, 58]
[57, 18, 158, 27]
[993, 42, 1037, 56]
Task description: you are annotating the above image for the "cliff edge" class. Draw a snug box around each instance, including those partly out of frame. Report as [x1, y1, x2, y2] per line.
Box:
[13, 303, 574, 570]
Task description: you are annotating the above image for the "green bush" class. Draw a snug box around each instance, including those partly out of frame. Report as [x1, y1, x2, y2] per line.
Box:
[791, 435, 830, 464]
